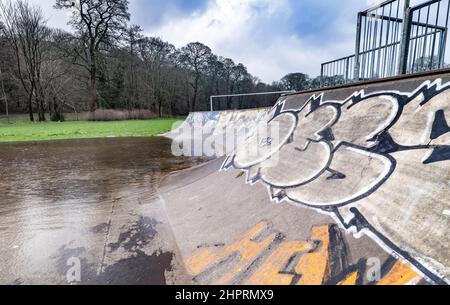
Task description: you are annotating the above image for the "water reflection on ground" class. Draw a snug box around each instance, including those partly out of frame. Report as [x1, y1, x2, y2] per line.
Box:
[0, 137, 204, 284]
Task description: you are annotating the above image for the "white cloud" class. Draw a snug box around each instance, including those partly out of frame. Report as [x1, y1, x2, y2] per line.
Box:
[146, 0, 285, 50]
[145, 0, 356, 82]
[24, 0, 360, 83]
[28, 0, 72, 30]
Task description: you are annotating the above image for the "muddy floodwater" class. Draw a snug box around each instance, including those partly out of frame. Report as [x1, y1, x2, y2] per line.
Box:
[0, 137, 204, 285]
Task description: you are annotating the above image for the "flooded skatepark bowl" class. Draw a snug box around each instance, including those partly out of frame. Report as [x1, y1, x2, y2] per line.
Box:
[0, 137, 205, 285]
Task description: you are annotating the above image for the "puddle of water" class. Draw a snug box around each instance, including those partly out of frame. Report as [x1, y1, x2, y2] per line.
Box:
[0, 137, 204, 284]
[0, 137, 201, 205]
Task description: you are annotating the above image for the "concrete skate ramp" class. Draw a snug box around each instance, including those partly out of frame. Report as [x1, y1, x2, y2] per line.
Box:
[165, 108, 269, 139]
[165, 108, 269, 157]
[160, 70, 450, 285]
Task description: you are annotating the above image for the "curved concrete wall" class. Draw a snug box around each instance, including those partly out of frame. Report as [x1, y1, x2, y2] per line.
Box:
[165, 108, 269, 157]
[162, 72, 450, 285]
[224, 78, 450, 282]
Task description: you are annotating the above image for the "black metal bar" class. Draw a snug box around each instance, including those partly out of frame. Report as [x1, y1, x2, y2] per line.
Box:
[418, 20, 426, 71]
[411, 27, 442, 39]
[377, 5, 386, 77]
[360, 15, 365, 79]
[409, 25, 415, 72]
[366, 12, 446, 31]
[439, 0, 450, 67]
[362, 15, 371, 79]
[390, 0, 401, 76]
[411, 10, 421, 72]
[371, 8, 380, 78]
[411, 0, 441, 11]
[345, 57, 348, 82]
[354, 12, 363, 80]
[322, 54, 354, 66]
[438, 30, 446, 67]
[398, 0, 412, 74]
[382, 2, 394, 77]
[429, 1, 440, 69]
[363, 16, 369, 79]
[420, 5, 431, 71]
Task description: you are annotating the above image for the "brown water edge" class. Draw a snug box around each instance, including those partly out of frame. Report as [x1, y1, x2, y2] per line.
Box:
[0, 137, 206, 285]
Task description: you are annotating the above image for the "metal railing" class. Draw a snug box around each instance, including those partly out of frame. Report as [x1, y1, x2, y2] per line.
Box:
[321, 55, 355, 84]
[321, 0, 450, 86]
[406, 0, 450, 73]
[209, 91, 295, 111]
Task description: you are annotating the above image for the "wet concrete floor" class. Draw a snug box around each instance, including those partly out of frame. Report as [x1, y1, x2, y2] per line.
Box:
[0, 137, 204, 284]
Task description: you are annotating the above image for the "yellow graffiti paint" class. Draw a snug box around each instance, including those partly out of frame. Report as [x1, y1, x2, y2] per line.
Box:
[294, 225, 331, 285]
[184, 221, 427, 285]
[377, 261, 422, 285]
[184, 221, 278, 284]
[337, 272, 358, 285]
[184, 247, 222, 276]
[245, 240, 314, 285]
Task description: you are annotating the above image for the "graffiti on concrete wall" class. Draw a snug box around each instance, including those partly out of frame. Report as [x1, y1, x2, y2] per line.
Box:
[221, 79, 450, 284]
[185, 221, 424, 285]
[169, 109, 269, 157]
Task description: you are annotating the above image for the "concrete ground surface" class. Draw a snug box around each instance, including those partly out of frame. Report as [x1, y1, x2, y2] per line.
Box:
[0, 137, 197, 285]
[159, 158, 427, 285]
[160, 71, 450, 285]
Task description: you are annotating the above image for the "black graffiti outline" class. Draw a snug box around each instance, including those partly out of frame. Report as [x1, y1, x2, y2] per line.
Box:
[221, 109, 299, 170]
[224, 78, 450, 208]
[330, 206, 448, 285]
[223, 94, 400, 207]
[260, 140, 334, 188]
[221, 78, 450, 284]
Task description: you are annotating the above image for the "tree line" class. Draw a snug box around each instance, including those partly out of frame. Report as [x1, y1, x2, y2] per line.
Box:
[0, 0, 333, 122]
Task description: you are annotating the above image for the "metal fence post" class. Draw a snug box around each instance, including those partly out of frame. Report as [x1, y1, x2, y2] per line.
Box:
[320, 64, 324, 87]
[345, 57, 350, 83]
[353, 12, 363, 81]
[398, 0, 412, 75]
[439, 28, 448, 68]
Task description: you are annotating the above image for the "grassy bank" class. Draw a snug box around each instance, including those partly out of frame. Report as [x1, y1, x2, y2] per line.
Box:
[0, 115, 184, 143]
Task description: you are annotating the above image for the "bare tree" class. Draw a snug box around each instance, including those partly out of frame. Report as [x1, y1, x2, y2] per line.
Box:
[180, 42, 212, 112]
[55, 0, 130, 112]
[123, 25, 143, 109]
[41, 29, 81, 121]
[138, 37, 175, 116]
[0, 66, 8, 121]
[221, 58, 236, 109]
[0, 0, 50, 121]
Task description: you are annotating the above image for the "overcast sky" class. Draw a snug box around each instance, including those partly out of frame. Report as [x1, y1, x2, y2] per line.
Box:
[29, 0, 382, 83]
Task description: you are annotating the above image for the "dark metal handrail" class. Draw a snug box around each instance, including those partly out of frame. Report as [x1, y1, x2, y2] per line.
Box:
[320, 0, 450, 87]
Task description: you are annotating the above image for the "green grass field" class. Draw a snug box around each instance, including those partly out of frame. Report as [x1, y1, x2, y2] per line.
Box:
[0, 115, 184, 143]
